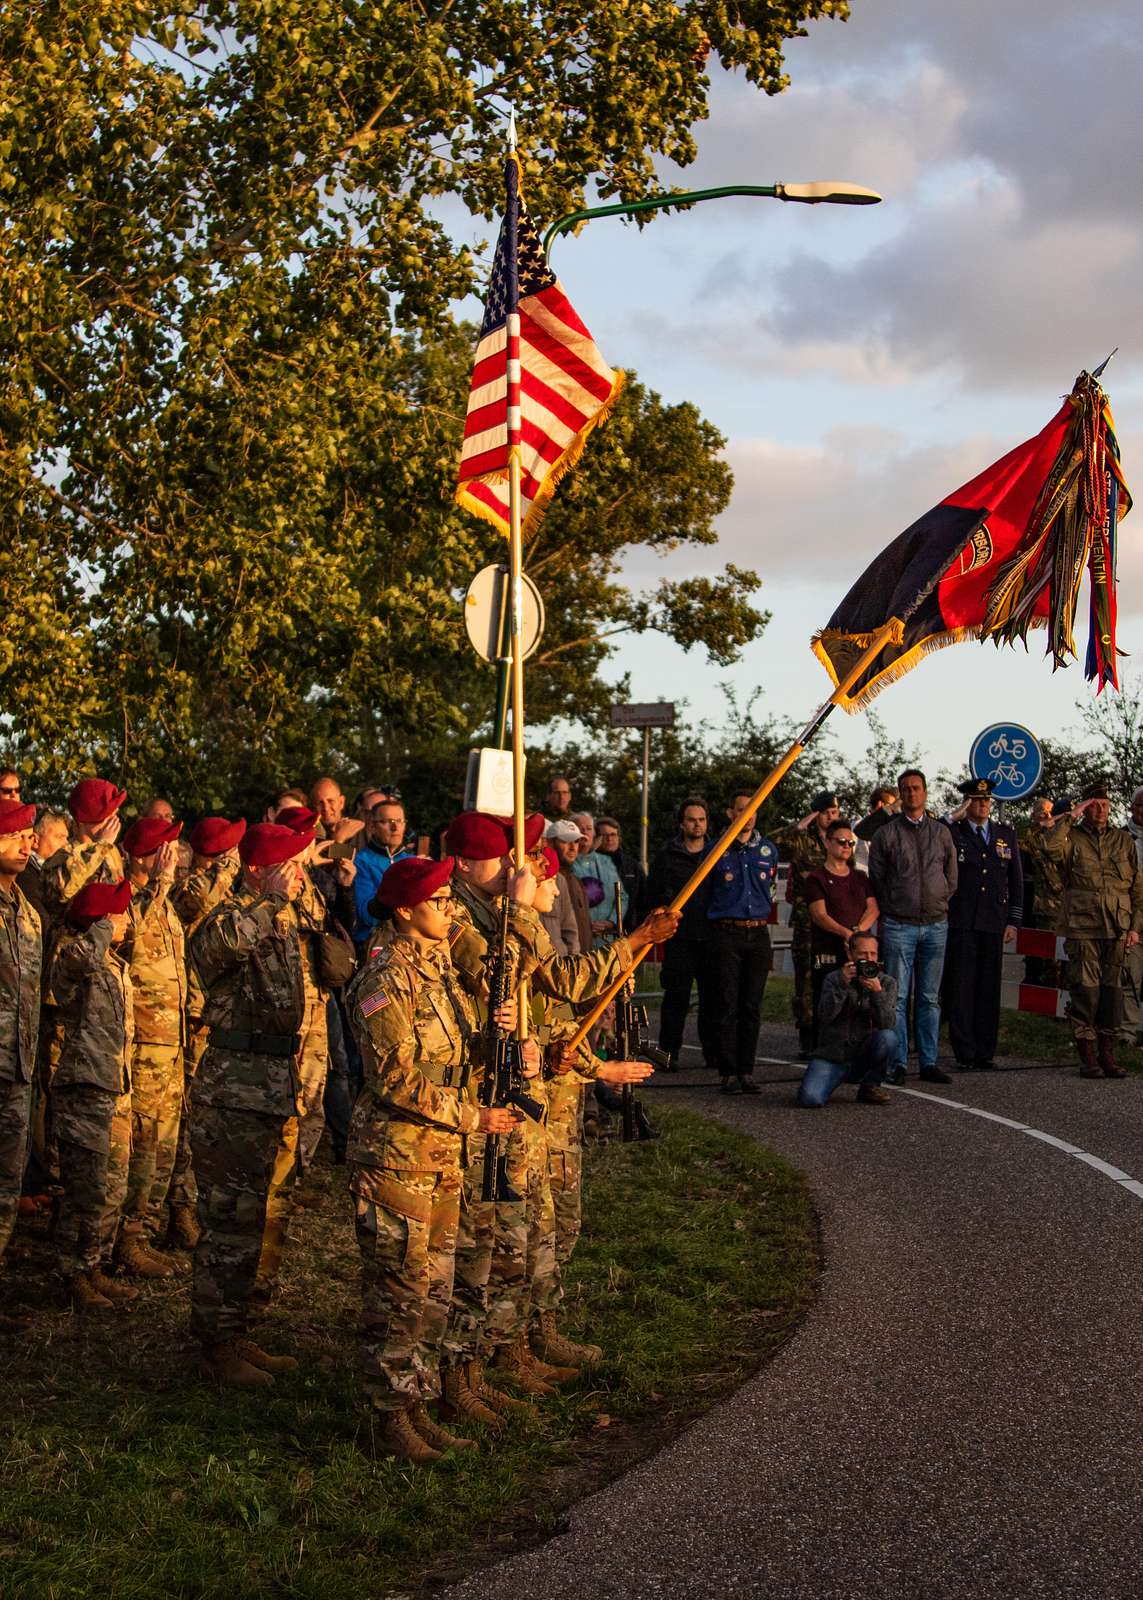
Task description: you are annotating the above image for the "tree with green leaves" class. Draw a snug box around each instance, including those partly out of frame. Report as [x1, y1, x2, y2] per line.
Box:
[2, 0, 849, 809]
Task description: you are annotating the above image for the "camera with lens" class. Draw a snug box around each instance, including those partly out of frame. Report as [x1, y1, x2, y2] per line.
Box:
[855, 958, 880, 979]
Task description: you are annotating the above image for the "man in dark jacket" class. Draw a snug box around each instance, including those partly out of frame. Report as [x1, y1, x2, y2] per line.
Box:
[797, 932, 896, 1107]
[868, 768, 957, 1085]
[942, 778, 1022, 1070]
[641, 797, 714, 1069]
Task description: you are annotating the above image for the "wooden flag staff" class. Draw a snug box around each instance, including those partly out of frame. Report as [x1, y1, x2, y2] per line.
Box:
[565, 622, 899, 1053]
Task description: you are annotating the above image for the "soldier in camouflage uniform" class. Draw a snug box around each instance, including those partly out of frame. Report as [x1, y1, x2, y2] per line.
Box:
[271, 806, 333, 1179]
[1037, 783, 1143, 1078]
[346, 853, 521, 1463]
[188, 822, 313, 1389]
[166, 818, 245, 1249]
[50, 879, 139, 1313]
[0, 801, 42, 1334]
[42, 778, 128, 915]
[444, 813, 678, 1412]
[113, 815, 191, 1279]
[778, 792, 839, 1053]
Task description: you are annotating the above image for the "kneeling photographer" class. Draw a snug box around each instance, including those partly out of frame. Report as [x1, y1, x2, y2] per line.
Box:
[797, 932, 897, 1108]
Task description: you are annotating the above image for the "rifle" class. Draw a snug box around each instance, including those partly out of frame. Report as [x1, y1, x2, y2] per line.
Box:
[612, 883, 670, 1141]
[479, 895, 544, 1202]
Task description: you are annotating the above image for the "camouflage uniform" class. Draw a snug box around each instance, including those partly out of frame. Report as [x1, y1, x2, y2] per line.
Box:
[50, 922, 134, 1277]
[447, 885, 634, 1360]
[188, 887, 304, 1344]
[0, 882, 42, 1258]
[34, 838, 124, 1190]
[346, 933, 481, 1412]
[777, 824, 828, 1036]
[292, 873, 331, 1172]
[1021, 825, 1064, 989]
[1038, 815, 1143, 1041]
[119, 879, 189, 1243]
[168, 857, 240, 1213]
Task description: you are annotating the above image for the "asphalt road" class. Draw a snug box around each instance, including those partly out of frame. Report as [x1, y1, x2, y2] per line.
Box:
[445, 1018, 1143, 1600]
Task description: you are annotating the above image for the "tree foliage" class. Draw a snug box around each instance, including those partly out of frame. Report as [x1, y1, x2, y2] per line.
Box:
[2, 0, 848, 807]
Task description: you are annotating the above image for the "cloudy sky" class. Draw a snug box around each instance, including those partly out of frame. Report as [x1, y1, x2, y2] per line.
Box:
[469, 0, 1143, 784]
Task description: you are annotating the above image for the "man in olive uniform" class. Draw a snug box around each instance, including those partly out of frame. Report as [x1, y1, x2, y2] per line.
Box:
[1038, 782, 1143, 1078]
[346, 854, 521, 1463]
[0, 800, 42, 1333]
[115, 815, 190, 1279]
[780, 791, 840, 1054]
[166, 816, 246, 1249]
[188, 821, 313, 1387]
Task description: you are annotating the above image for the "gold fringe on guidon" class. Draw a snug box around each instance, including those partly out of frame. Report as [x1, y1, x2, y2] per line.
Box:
[455, 369, 626, 541]
[811, 619, 987, 713]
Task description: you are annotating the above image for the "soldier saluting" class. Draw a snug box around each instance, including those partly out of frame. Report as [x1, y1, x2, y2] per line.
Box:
[1038, 781, 1143, 1079]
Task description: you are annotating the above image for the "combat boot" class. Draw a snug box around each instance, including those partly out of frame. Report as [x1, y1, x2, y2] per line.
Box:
[491, 1333, 560, 1393]
[370, 1407, 442, 1465]
[69, 1272, 113, 1313]
[166, 1203, 201, 1250]
[232, 1338, 299, 1374]
[88, 1266, 140, 1304]
[200, 1340, 275, 1389]
[116, 1232, 178, 1278]
[1098, 1033, 1127, 1078]
[409, 1402, 477, 1453]
[1077, 1038, 1103, 1078]
[439, 1360, 506, 1432]
[468, 1359, 535, 1420]
[532, 1309, 602, 1367]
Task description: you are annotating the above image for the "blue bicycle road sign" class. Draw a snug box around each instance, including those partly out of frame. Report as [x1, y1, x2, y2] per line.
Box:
[969, 722, 1043, 801]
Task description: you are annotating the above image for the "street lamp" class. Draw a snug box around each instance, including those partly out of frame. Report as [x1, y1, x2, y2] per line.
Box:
[542, 181, 881, 260]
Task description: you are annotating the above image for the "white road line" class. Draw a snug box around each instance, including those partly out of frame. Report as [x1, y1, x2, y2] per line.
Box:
[895, 1086, 1143, 1202]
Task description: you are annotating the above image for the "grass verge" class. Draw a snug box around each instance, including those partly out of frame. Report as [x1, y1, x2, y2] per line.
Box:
[1, 1106, 818, 1600]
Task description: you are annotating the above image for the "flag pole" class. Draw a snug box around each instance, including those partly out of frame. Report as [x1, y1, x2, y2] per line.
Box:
[505, 113, 530, 1039]
[565, 621, 899, 1052]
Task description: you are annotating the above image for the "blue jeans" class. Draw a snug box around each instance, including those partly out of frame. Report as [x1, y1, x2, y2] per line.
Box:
[797, 1029, 896, 1107]
[879, 918, 948, 1070]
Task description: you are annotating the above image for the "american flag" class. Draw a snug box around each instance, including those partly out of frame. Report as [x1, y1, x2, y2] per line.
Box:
[456, 155, 624, 536]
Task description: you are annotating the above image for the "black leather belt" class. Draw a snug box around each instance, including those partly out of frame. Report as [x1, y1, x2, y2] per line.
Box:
[714, 917, 769, 929]
[209, 1028, 302, 1058]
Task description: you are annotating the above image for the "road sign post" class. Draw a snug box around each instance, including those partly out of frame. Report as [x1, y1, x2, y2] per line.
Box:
[608, 702, 676, 873]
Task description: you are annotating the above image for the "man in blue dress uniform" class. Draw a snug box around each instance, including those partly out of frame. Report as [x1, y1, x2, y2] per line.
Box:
[942, 778, 1023, 1069]
[706, 791, 779, 1095]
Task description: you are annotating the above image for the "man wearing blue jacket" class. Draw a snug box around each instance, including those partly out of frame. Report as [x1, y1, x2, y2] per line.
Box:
[706, 790, 779, 1095]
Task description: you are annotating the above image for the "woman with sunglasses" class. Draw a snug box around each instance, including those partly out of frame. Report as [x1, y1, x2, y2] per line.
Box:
[346, 854, 521, 1465]
[803, 819, 879, 1045]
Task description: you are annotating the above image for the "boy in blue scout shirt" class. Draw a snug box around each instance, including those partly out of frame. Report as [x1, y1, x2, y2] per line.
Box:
[706, 791, 779, 1094]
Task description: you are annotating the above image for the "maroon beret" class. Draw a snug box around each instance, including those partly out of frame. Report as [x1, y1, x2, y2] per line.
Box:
[275, 805, 318, 832]
[69, 778, 127, 826]
[377, 855, 455, 910]
[188, 816, 247, 858]
[491, 812, 547, 853]
[538, 844, 560, 881]
[0, 801, 36, 836]
[66, 878, 133, 928]
[121, 817, 183, 859]
[239, 822, 313, 868]
[444, 811, 511, 862]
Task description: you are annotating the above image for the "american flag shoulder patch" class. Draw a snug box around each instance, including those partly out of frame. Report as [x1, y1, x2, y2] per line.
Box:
[447, 922, 465, 946]
[360, 988, 391, 1018]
